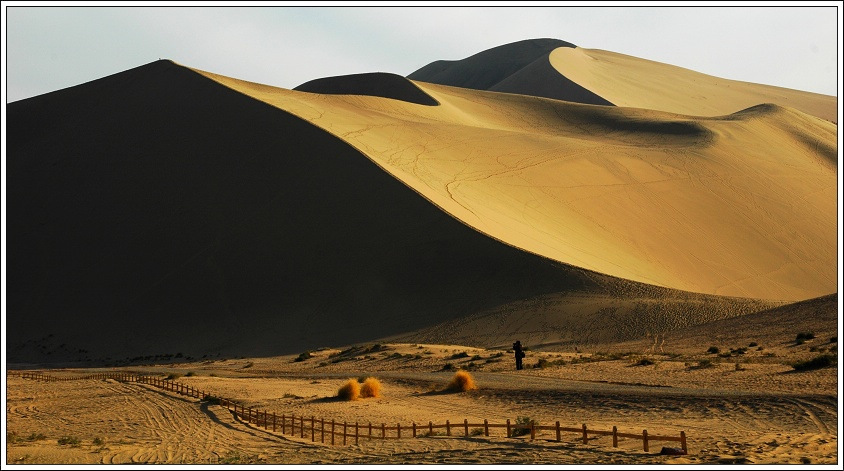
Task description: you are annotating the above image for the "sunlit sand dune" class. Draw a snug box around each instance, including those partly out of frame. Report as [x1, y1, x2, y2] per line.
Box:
[198, 67, 837, 302]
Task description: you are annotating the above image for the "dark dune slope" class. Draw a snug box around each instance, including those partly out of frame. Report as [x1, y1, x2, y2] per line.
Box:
[294, 72, 439, 105]
[407, 38, 612, 105]
[7, 60, 608, 363]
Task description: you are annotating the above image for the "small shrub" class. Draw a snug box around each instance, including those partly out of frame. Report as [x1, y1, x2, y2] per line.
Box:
[470, 427, 484, 436]
[243, 361, 254, 368]
[731, 347, 747, 355]
[57, 436, 80, 446]
[337, 379, 361, 401]
[92, 437, 104, 446]
[27, 432, 46, 441]
[512, 416, 536, 437]
[450, 351, 469, 359]
[633, 357, 655, 367]
[294, 351, 314, 362]
[830, 336, 837, 344]
[165, 373, 181, 380]
[185, 371, 195, 377]
[446, 371, 477, 392]
[470, 355, 483, 361]
[707, 346, 720, 354]
[795, 339, 805, 346]
[318, 362, 328, 367]
[534, 358, 550, 369]
[203, 395, 221, 405]
[360, 377, 382, 398]
[441, 363, 456, 371]
[792, 354, 835, 371]
[734, 362, 745, 371]
[796, 332, 815, 341]
[748, 342, 758, 347]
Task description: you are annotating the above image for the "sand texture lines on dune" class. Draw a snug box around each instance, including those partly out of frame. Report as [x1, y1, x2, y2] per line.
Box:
[194, 66, 836, 301]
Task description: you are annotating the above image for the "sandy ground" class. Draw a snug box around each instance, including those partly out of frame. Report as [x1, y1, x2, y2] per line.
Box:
[6, 336, 838, 465]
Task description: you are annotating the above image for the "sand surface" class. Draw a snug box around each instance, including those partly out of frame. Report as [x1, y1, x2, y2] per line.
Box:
[197, 66, 837, 301]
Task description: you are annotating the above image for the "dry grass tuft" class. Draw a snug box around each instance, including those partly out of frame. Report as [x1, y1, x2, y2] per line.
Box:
[446, 370, 477, 392]
[337, 378, 361, 401]
[360, 377, 381, 398]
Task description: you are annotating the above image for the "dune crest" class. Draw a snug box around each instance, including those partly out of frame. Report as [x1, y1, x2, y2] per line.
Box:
[294, 72, 438, 106]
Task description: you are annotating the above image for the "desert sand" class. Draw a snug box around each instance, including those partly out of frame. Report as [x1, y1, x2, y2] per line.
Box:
[6, 294, 838, 465]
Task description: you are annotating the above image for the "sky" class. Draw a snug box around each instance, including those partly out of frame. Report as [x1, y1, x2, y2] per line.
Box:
[2, 3, 841, 103]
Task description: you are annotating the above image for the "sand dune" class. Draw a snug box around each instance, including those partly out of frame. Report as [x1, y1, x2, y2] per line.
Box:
[198, 67, 837, 301]
[408, 38, 612, 105]
[6, 40, 837, 365]
[549, 47, 837, 123]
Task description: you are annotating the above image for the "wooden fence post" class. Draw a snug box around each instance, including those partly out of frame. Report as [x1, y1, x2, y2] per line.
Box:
[464, 419, 469, 437]
[355, 422, 359, 445]
[343, 422, 347, 445]
[273, 412, 277, 432]
[556, 421, 561, 442]
[381, 423, 386, 439]
[321, 418, 325, 443]
[506, 419, 511, 438]
[612, 426, 618, 447]
[680, 431, 687, 453]
[397, 423, 401, 439]
[331, 420, 335, 445]
[369, 422, 372, 439]
[484, 419, 489, 437]
[311, 416, 315, 442]
[412, 422, 417, 438]
[446, 420, 451, 436]
[643, 429, 649, 452]
[582, 424, 588, 444]
[301, 416, 305, 439]
[429, 421, 433, 435]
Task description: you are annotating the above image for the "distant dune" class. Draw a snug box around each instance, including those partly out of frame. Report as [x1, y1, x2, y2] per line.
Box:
[6, 37, 838, 364]
[294, 72, 439, 106]
[408, 38, 612, 105]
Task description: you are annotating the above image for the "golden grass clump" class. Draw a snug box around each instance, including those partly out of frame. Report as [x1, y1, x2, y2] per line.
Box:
[337, 378, 361, 401]
[446, 370, 477, 392]
[360, 377, 382, 398]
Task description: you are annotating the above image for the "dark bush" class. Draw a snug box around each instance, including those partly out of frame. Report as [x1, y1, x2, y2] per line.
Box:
[707, 346, 720, 354]
[792, 354, 835, 371]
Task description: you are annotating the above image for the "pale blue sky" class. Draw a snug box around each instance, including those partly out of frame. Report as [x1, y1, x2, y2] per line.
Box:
[2, 4, 841, 102]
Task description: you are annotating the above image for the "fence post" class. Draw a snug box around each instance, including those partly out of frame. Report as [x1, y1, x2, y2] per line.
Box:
[301, 416, 305, 439]
[484, 419, 489, 437]
[446, 420, 451, 436]
[398, 423, 401, 439]
[355, 422, 359, 445]
[343, 422, 347, 445]
[382, 423, 386, 439]
[612, 426, 618, 447]
[369, 422, 372, 439]
[506, 419, 511, 438]
[680, 431, 687, 454]
[556, 421, 561, 442]
[321, 418, 325, 443]
[464, 419, 469, 437]
[429, 421, 433, 435]
[530, 422, 535, 441]
[311, 416, 315, 442]
[582, 424, 588, 444]
[643, 429, 649, 452]
[273, 412, 277, 432]
[331, 420, 335, 445]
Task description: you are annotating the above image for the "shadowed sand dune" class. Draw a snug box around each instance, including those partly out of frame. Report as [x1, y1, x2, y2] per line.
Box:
[294, 72, 439, 106]
[7, 48, 837, 364]
[408, 38, 612, 105]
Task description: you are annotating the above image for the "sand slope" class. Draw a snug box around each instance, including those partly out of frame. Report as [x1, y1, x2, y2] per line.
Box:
[205, 68, 837, 301]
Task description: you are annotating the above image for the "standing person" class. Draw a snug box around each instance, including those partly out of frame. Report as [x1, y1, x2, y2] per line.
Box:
[513, 341, 525, 370]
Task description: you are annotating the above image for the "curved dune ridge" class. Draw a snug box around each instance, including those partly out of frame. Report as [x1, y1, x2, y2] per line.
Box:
[408, 38, 612, 105]
[548, 47, 837, 123]
[196, 65, 837, 302]
[294, 72, 439, 106]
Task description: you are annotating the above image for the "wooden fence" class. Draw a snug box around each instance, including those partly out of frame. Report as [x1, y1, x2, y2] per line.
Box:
[9, 370, 687, 454]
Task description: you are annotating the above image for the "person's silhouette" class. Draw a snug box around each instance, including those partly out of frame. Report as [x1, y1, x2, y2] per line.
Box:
[513, 340, 525, 370]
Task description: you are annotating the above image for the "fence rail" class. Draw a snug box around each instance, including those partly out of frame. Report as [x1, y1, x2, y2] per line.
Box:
[9, 370, 687, 453]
